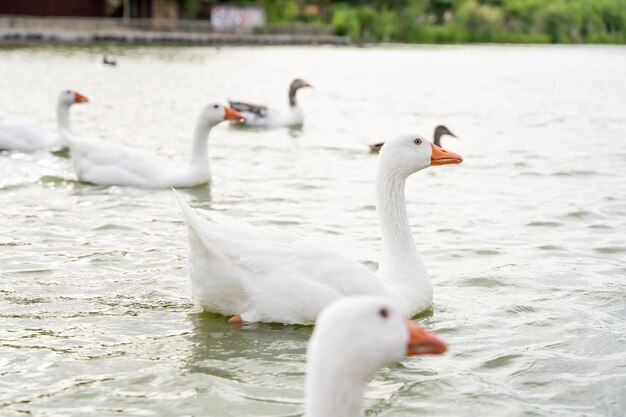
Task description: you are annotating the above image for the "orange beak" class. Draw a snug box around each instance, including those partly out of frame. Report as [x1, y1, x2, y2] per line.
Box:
[303, 82, 313, 88]
[430, 143, 463, 166]
[74, 92, 89, 103]
[224, 107, 244, 122]
[406, 320, 447, 356]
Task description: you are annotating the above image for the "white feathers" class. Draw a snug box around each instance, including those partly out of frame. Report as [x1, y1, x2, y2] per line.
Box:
[66, 103, 231, 188]
[175, 190, 386, 324]
[175, 134, 460, 324]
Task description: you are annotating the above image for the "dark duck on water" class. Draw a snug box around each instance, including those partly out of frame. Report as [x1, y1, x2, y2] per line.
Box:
[369, 125, 457, 152]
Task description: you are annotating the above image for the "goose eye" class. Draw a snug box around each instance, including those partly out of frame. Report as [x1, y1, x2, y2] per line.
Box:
[413, 138, 422, 145]
[65, 90, 71, 94]
[379, 308, 388, 319]
[213, 104, 219, 109]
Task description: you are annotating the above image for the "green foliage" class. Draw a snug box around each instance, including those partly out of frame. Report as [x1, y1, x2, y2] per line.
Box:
[331, 4, 361, 38]
[263, 0, 299, 22]
[218, 0, 626, 44]
[458, 0, 504, 41]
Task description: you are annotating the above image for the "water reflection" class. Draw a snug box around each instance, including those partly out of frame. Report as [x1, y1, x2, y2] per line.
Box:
[186, 312, 309, 416]
[186, 312, 311, 371]
[181, 184, 213, 206]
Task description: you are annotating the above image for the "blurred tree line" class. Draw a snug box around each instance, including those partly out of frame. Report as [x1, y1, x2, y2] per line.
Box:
[184, 0, 626, 43]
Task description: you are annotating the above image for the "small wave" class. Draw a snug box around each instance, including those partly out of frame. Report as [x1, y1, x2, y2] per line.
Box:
[537, 245, 561, 250]
[551, 170, 603, 177]
[436, 228, 464, 234]
[482, 354, 523, 369]
[92, 223, 136, 231]
[463, 277, 506, 288]
[506, 305, 536, 314]
[349, 204, 376, 212]
[39, 175, 80, 186]
[50, 148, 70, 158]
[566, 210, 593, 219]
[594, 247, 626, 254]
[5, 296, 50, 305]
[13, 268, 52, 274]
[474, 249, 500, 255]
[0, 240, 32, 247]
[39, 175, 66, 183]
[526, 221, 561, 227]
[588, 224, 612, 229]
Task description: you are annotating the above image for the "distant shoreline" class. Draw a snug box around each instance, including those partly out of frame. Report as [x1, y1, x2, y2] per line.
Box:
[0, 31, 350, 46]
[2, 34, 624, 48]
[0, 16, 348, 46]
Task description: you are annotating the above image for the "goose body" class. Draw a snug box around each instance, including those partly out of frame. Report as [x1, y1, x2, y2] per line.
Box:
[369, 125, 457, 153]
[306, 296, 447, 417]
[0, 90, 88, 152]
[102, 55, 117, 66]
[68, 104, 243, 188]
[229, 79, 311, 128]
[177, 134, 463, 324]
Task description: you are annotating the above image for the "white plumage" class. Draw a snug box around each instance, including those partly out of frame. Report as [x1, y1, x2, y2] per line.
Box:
[0, 90, 88, 152]
[67, 104, 243, 188]
[229, 78, 312, 128]
[305, 296, 447, 417]
[177, 134, 463, 324]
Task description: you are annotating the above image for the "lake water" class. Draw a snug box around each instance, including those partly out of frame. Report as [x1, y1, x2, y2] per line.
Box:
[0, 44, 625, 417]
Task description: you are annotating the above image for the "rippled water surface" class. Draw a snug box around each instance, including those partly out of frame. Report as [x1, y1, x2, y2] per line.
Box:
[1, 44, 625, 417]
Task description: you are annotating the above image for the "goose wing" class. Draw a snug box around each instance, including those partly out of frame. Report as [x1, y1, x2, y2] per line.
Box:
[0, 116, 50, 152]
[176, 194, 386, 324]
[68, 134, 170, 187]
[228, 100, 269, 117]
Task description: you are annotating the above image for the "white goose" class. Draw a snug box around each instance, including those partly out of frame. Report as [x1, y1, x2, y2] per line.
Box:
[229, 79, 312, 128]
[0, 90, 88, 152]
[68, 104, 243, 188]
[177, 133, 462, 324]
[306, 296, 447, 417]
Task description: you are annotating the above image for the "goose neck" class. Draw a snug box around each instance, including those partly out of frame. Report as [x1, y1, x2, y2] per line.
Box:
[375, 164, 431, 314]
[375, 168, 417, 263]
[305, 359, 366, 417]
[289, 88, 298, 107]
[56, 102, 72, 133]
[188, 121, 213, 167]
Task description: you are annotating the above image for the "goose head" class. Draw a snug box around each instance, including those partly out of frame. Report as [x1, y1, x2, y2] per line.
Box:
[198, 103, 244, 127]
[290, 78, 313, 92]
[306, 296, 446, 417]
[434, 125, 456, 139]
[378, 133, 463, 178]
[433, 125, 457, 147]
[309, 296, 446, 377]
[288, 79, 313, 106]
[58, 90, 89, 106]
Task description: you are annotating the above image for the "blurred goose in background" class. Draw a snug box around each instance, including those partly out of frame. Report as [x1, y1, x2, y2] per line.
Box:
[102, 55, 117, 67]
[68, 104, 243, 188]
[369, 125, 457, 153]
[0, 90, 88, 152]
[229, 78, 312, 128]
[306, 296, 446, 417]
[176, 134, 463, 324]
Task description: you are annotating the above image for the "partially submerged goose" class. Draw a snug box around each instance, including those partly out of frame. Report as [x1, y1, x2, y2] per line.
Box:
[0, 90, 88, 152]
[306, 296, 447, 417]
[176, 133, 463, 324]
[68, 104, 243, 188]
[229, 78, 312, 128]
[369, 125, 457, 153]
